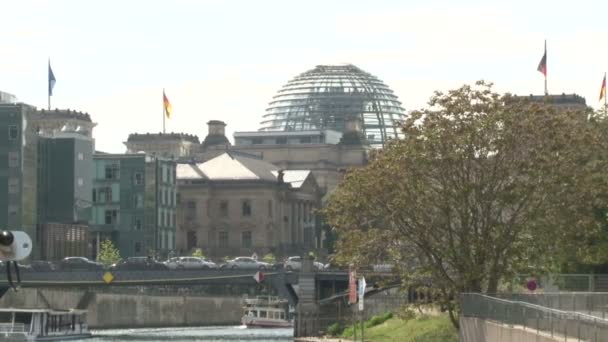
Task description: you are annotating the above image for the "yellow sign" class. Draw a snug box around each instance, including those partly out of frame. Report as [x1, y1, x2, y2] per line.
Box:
[102, 272, 114, 284]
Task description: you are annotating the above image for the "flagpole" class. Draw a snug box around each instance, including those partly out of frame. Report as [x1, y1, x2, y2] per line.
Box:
[163, 88, 166, 134]
[544, 40, 548, 96]
[604, 72, 607, 115]
[48, 59, 51, 110]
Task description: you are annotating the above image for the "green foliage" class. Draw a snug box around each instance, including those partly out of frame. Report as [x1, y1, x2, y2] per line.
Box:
[262, 253, 276, 264]
[324, 81, 608, 329]
[325, 322, 343, 336]
[191, 248, 204, 258]
[307, 250, 317, 259]
[396, 306, 417, 321]
[341, 315, 457, 342]
[97, 239, 121, 266]
[365, 312, 393, 328]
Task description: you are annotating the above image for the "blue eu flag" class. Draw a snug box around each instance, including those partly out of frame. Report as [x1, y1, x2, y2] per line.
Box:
[48, 61, 56, 96]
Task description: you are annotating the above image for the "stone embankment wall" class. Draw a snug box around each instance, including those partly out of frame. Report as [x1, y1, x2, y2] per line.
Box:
[0, 288, 243, 329]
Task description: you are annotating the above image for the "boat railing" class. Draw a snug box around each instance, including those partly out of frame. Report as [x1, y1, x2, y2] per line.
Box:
[0, 322, 26, 333]
[244, 296, 287, 305]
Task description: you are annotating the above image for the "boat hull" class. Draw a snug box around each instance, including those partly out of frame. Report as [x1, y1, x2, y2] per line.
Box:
[0, 333, 92, 341]
[241, 316, 293, 328]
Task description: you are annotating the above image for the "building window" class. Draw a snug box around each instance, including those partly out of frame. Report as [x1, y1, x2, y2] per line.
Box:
[92, 189, 97, 202]
[134, 218, 142, 230]
[8, 205, 18, 216]
[161, 211, 165, 227]
[135, 242, 142, 253]
[163, 189, 168, 205]
[220, 201, 228, 217]
[8, 178, 19, 194]
[8, 152, 18, 168]
[187, 231, 197, 250]
[299, 137, 311, 144]
[104, 210, 118, 224]
[8, 126, 18, 140]
[242, 200, 252, 217]
[186, 200, 196, 220]
[172, 213, 176, 228]
[275, 137, 287, 144]
[252, 138, 263, 144]
[268, 200, 273, 218]
[134, 193, 143, 208]
[176, 193, 181, 204]
[242, 231, 252, 248]
[105, 164, 119, 180]
[134, 172, 144, 185]
[77, 178, 83, 187]
[78, 152, 84, 160]
[219, 231, 228, 248]
[98, 187, 112, 203]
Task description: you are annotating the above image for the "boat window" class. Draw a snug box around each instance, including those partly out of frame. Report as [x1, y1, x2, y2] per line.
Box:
[280, 312, 285, 319]
[260, 311, 267, 318]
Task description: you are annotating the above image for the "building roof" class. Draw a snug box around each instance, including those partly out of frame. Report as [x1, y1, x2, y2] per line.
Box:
[36, 108, 93, 122]
[272, 170, 311, 188]
[259, 64, 406, 148]
[127, 132, 200, 144]
[176, 152, 312, 187]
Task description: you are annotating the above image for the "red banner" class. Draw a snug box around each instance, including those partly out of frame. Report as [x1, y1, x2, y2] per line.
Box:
[348, 266, 357, 304]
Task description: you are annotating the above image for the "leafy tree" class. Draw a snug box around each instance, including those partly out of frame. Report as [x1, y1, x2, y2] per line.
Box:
[323, 81, 608, 328]
[191, 248, 205, 258]
[97, 239, 121, 266]
[262, 253, 276, 264]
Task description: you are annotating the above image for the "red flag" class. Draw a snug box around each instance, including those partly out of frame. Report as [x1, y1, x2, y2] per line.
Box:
[253, 271, 264, 283]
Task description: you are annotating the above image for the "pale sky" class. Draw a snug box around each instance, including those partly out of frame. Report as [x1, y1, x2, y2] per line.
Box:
[2, 0, 607, 153]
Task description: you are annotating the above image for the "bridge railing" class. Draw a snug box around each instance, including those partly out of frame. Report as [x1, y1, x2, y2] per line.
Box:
[461, 293, 608, 341]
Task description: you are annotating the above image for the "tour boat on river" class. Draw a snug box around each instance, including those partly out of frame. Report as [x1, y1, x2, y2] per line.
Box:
[241, 296, 292, 328]
[0, 307, 91, 341]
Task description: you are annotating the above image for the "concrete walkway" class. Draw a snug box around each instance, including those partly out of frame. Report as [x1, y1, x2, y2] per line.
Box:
[294, 338, 354, 342]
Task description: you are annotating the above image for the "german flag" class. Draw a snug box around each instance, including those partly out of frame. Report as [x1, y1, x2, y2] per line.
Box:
[537, 44, 547, 77]
[600, 74, 606, 102]
[163, 91, 173, 119]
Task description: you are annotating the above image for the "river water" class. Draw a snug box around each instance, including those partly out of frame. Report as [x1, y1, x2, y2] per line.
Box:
[88, 326, 294, 341]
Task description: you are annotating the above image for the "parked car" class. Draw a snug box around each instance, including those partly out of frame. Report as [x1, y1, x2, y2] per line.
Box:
[111, 257, 168, 271]
[177, 257, 218, 270]
[57, 257, 103, 271]
[284, 256, 324, 271]
[164, 257, 182, 270]
[30, 260, 56, 272]
[223, 257, 272, 270]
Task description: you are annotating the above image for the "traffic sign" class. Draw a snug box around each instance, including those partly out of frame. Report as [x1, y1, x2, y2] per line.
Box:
[253, 271, 265, 283]
[358, 277, 366, 311]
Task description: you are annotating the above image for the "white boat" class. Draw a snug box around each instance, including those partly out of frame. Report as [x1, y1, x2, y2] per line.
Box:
[241, 296, 293, 328]
[0, 307, 91, 341]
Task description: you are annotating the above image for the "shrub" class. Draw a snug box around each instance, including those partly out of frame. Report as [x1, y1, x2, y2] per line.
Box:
[191, 248, 204, 258]
[365, 312, 393, 328]
[326, 322, 343, 336]
[396, 306, 417, 321]
[262, 253, 276, 264]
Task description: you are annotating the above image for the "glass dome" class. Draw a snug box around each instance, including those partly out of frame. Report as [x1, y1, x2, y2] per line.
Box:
[259, 64, 406, 147]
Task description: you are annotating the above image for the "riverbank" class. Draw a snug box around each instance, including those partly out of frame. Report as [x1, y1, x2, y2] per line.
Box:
[320, 313, 458, 342]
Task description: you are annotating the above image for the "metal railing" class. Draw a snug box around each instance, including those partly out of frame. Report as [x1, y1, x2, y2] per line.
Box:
[0, 323, 26, 333]
[461, 293, 608, 341]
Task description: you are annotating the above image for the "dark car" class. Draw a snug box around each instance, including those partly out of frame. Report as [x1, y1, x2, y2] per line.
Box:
[30, 260, 56, 272]
[111, 257, 168, 271]
[57, 257, 103, 271]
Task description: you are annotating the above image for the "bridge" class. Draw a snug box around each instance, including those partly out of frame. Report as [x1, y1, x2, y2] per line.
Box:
[0, 263, 396, 336]
[0, 269, 352, 306]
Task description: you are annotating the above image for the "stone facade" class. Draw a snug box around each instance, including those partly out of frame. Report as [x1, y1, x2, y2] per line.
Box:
[33, 109, 97, 139]
[176, 153, 322, 258]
